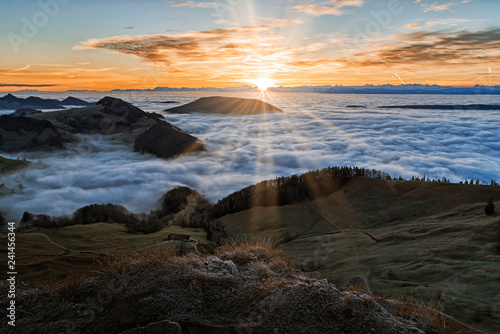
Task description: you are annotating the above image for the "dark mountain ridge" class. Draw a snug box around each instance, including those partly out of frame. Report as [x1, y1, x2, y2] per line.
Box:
[0, 97, 204, 159]
[165, 96, 283, 115]
[0, 94, 93, 110]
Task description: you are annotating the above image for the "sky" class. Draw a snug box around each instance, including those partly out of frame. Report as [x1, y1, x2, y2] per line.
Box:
[1, 0, 500, 90]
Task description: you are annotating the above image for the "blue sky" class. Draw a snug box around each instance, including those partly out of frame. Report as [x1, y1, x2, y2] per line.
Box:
[1, 0, 499, 90]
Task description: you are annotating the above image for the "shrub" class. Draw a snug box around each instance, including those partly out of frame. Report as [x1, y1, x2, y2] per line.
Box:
[485, 198, 495, 215]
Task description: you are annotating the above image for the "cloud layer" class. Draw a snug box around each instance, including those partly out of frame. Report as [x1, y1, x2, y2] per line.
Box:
[1, 91, 499, 222]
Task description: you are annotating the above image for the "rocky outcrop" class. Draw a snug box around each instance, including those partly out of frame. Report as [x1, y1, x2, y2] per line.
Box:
[134, 122, 205, 159]
[165, 96, 283, 115]
[0, 241, 443, 334]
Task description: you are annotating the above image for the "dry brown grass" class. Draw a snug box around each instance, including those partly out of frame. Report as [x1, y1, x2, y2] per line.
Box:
[214, 235, 284, 265]
[1, 238, 477, 334]
[386, 296, 474, 334]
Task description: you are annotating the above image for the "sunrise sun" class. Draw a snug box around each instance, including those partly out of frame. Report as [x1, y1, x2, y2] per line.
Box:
[253, 78, 275, 91]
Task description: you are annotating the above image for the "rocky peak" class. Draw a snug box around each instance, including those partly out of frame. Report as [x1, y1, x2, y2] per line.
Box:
[1, 93, 18, 101]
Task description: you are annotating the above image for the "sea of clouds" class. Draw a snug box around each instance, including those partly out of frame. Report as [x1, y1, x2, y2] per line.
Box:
[1, 91, 499, 221]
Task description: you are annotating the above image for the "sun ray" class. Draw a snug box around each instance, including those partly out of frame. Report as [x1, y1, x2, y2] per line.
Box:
[252, 78, 275, 91]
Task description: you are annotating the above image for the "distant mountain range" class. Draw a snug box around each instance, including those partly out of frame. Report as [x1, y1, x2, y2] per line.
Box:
[112, 84, 500, 94]
[4, 84, 500, 94]
[0, 94, 93, 110]
[271, 84, 500, 95]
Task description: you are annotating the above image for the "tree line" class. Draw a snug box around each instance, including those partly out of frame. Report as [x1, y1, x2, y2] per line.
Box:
[209, 166, 379, 219]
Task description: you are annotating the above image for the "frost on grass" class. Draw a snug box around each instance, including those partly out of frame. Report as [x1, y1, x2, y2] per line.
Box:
[0, 240, 460, 334]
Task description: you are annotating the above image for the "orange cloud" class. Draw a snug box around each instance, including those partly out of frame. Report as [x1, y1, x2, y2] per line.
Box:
[70, 25, 500, 89]
[74, 23, 307, 80]
[336, 28, 500, 68]
[405, 23, 422, 29]
[422, 2, 456, 12]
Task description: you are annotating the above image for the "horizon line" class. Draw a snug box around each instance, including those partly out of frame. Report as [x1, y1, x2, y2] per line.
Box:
[2, 83, 500, 93]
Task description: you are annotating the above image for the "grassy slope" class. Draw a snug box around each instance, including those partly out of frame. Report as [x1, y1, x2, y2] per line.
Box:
[1, 177, 498, 331]
[220, 178, 500, 333]
[0, 155, 30, 173]
[0, 223, 209, 282]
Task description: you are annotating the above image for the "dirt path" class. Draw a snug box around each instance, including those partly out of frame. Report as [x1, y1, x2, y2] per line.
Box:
[27, 233, 201, 255]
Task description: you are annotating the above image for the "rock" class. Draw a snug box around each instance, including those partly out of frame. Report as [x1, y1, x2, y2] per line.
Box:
[134, 122, 205, 159]
[165, 96, 283, 115]
[205, 256, 239, 276]
[3, 247, 448, 334]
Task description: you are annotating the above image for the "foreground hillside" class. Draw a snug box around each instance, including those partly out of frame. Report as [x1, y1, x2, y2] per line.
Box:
[0, 240, 463, 334]
[2, 170, 499, 332]
[220, 178, 500, 333]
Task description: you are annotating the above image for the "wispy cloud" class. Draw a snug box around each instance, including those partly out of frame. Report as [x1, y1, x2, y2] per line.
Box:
[291, 0, 364, 16]
[337, 28, 500, 68]
[167, 0, 220, 9]
[12, 65, 31, 71]
[265, 18, 304, 27]
[405, 18, 478, 29]
[75, 22, 307, 79]
[424, 18, 473, 26]
[74, 24, 500, 85]
[405, 23, 423, 29]
[0, 83, 58, 87]
[420, 2, 457, 12]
